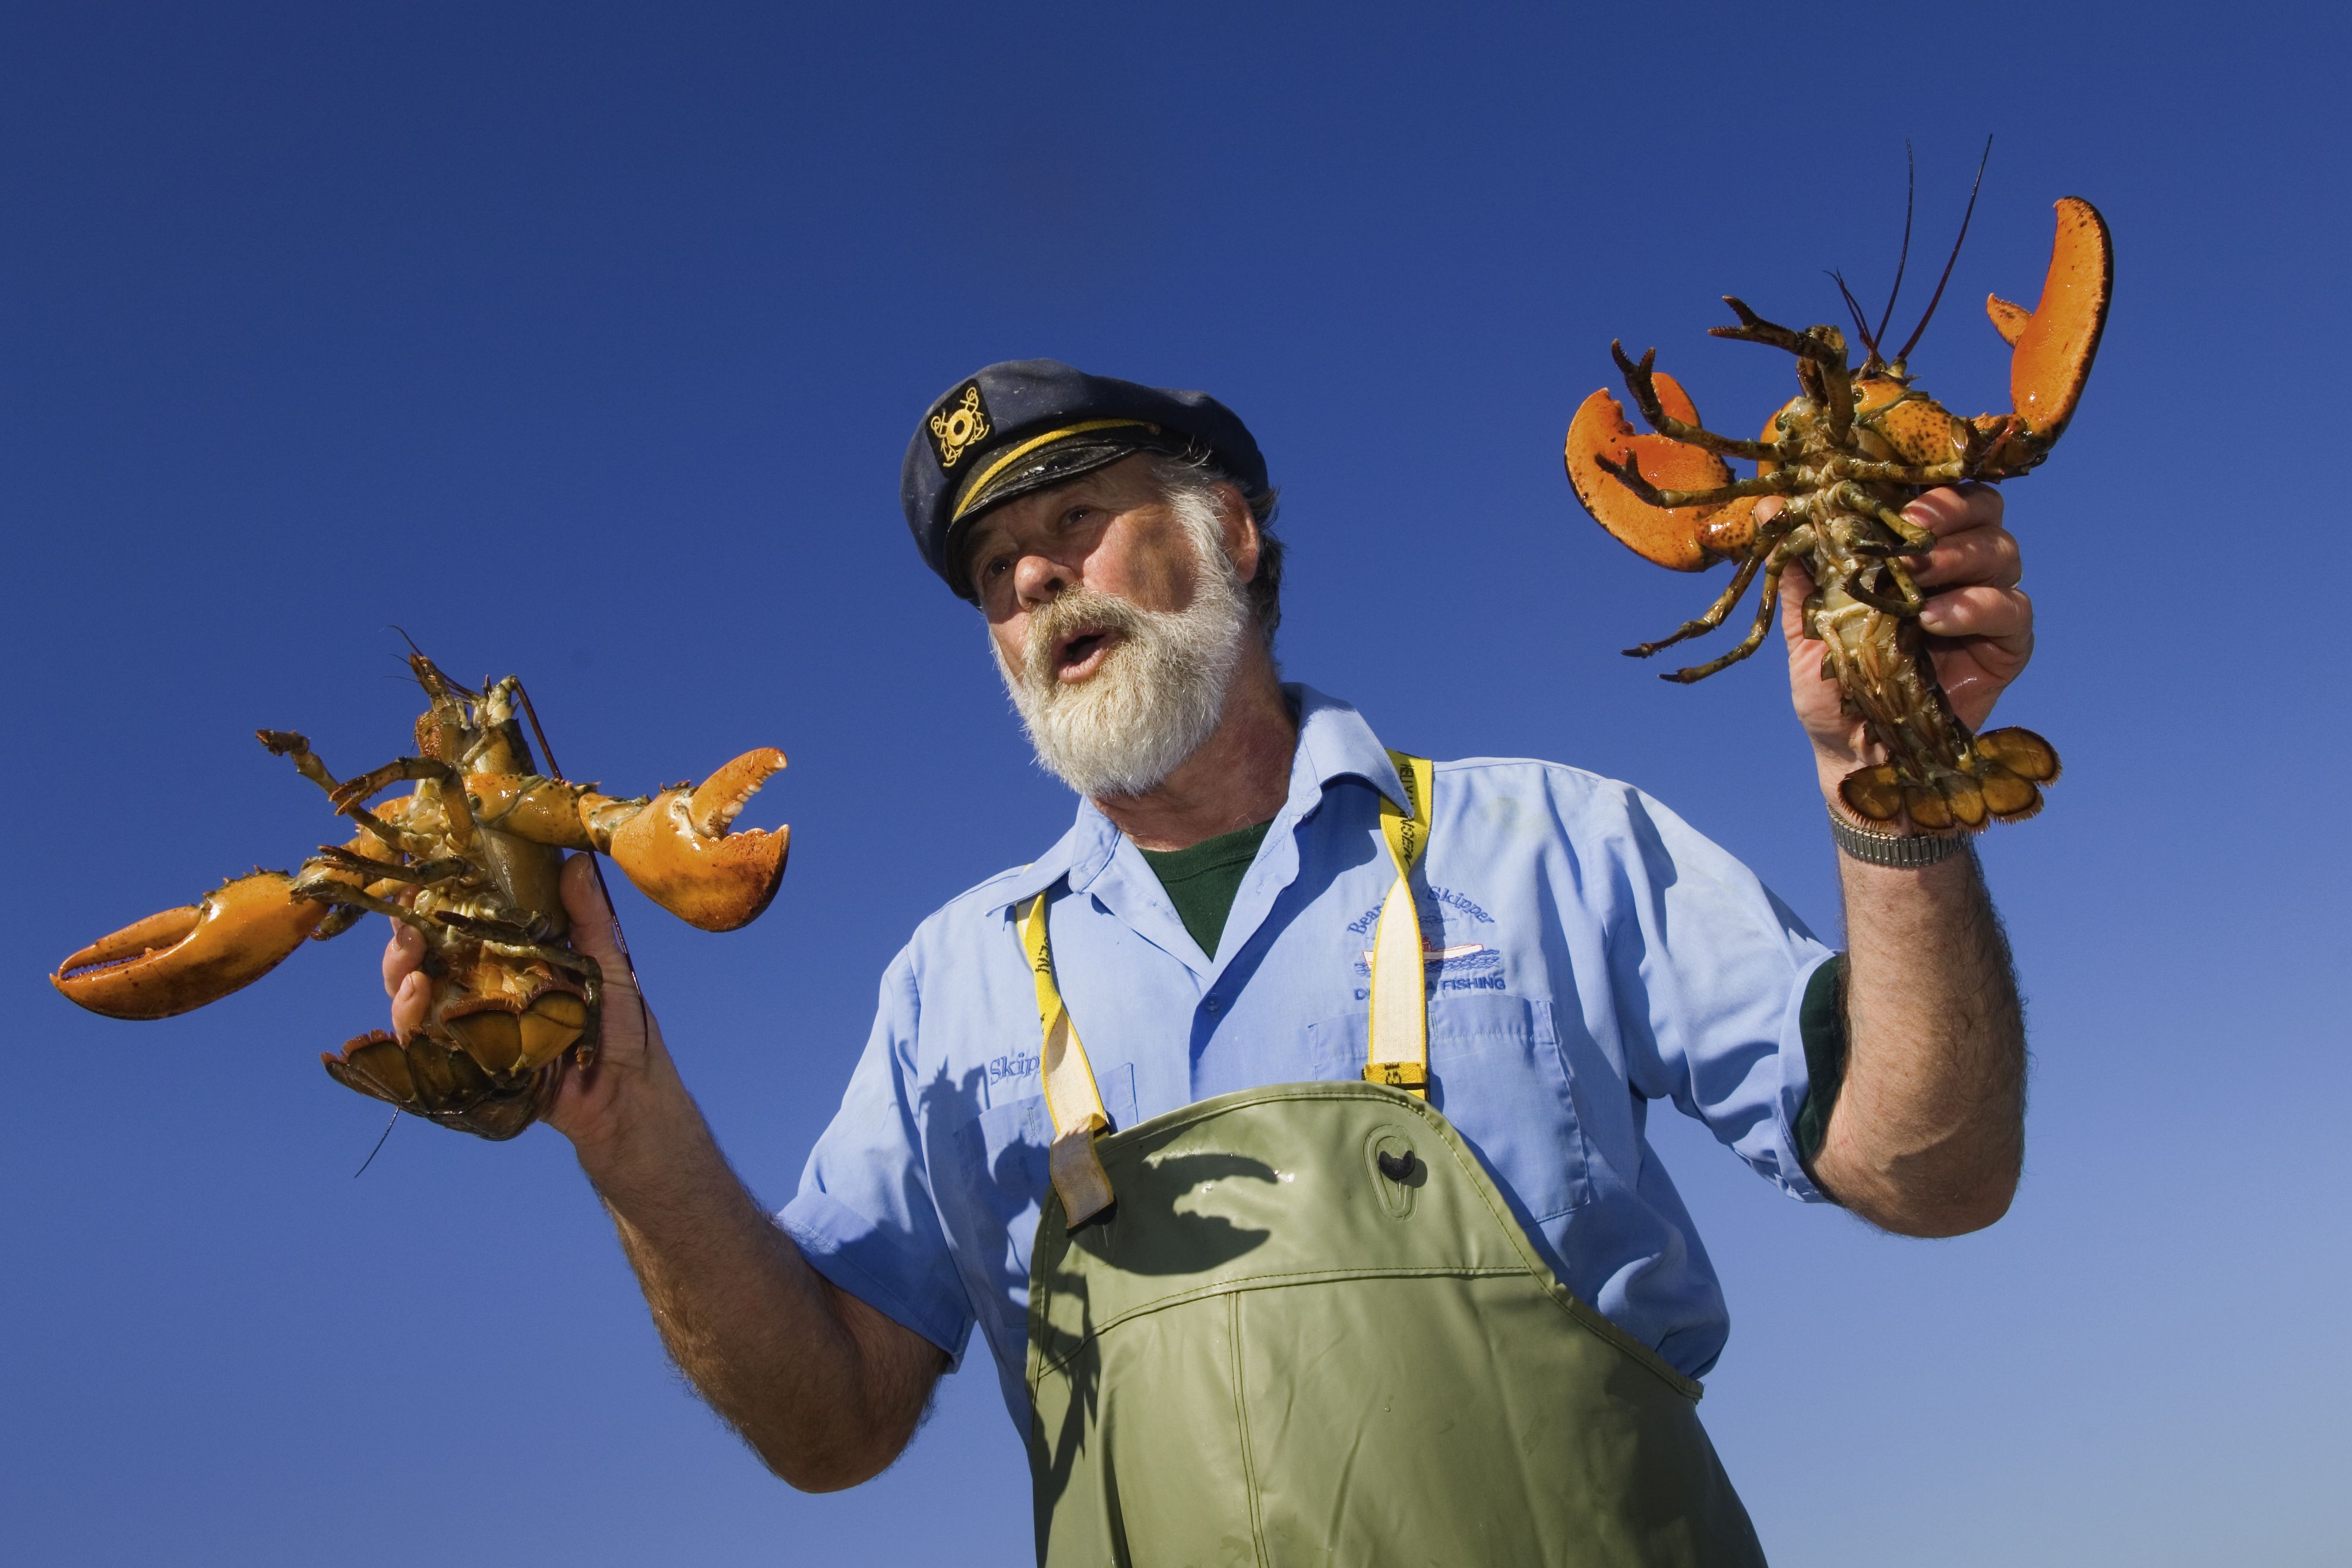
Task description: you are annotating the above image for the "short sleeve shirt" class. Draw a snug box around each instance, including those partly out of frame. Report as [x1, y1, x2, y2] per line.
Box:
[779, 685, 1835, 1427]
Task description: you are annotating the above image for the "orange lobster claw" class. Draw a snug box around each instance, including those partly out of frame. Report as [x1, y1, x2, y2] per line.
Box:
[1987, 196, 2113, 438]
[606, 748, 791, 932]
[52, 871, 326, 1020]
[1564, 374, 1756, 571]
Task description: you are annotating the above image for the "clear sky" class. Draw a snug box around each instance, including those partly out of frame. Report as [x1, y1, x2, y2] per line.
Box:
[7, 3, 2345, 1564]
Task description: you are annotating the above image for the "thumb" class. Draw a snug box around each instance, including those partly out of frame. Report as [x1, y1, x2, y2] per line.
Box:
[560, 853, 630, 970]
[1778, 558, 1815, 647]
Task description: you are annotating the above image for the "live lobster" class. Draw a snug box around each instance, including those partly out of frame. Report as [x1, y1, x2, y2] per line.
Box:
[1564, 164, 2113, 830]
[50, 652, 790, 1139]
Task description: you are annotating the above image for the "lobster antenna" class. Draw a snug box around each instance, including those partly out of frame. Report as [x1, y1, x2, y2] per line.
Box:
[387, 628, 482, 700]
[1872, 141, 1917, 352]
[510, 676, 651, 1038]
[353, 1108, 400, 1177]
[1828, 270, 1877, 358]
[511, 676, 564, 781]
[1892, 134, 1993, 366]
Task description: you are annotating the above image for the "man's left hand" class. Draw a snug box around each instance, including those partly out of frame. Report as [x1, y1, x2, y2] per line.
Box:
[1779, 483, 2034, 788]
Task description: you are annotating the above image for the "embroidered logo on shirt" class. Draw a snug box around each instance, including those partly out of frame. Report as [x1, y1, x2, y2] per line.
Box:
[985, 1049, 1041, 1089]
[1346, 885, 1506, 997]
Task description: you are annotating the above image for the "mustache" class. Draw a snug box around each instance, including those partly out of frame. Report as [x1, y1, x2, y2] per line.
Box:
[1018, 589, 1151, 690]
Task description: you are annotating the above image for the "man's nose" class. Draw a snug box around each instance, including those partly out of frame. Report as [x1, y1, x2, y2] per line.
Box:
[1013, 550, 1070, 606]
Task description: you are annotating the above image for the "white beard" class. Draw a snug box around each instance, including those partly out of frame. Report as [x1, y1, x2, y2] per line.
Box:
[992, 491, 1251, 800]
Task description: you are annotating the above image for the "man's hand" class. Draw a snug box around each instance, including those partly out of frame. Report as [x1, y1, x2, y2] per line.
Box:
[380, 859, 946, 1485]
[1787, 482, 2037, 1237]
[383, 855, 653, 1153]
[1778, 482, 2034, 796]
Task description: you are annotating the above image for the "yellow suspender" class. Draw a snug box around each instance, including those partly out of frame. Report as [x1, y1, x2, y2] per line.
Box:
[1364, 750, 1435, 1097]
[1018, 750, 1435, 1223]
[1021, 893, 1117, 1225]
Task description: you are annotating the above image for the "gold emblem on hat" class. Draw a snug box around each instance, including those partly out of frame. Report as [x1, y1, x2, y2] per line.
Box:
[930, 384, 991, 469]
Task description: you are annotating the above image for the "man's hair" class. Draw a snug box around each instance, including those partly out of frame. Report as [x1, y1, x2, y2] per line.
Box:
[1150, 453, 1284, 648]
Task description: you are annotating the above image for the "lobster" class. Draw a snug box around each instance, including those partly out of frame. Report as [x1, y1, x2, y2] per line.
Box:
[49, 652, 790, 1139]
[1563, 164, 2113, 831]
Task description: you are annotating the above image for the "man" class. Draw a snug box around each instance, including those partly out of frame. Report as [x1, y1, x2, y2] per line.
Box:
[387, 361, 2033, 1563]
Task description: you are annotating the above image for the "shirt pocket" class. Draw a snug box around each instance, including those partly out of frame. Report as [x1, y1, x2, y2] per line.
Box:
[953, 1063, 1139, 1215]
[1308, 995, 1594, 1222]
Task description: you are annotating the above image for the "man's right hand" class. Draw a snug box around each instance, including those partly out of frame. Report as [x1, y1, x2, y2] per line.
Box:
[381, 853, 655, 1156]
[377, 853, 945, 1487]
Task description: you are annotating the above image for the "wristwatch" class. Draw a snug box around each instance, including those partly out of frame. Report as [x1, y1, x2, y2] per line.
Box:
[1826, 798, 1972, 867]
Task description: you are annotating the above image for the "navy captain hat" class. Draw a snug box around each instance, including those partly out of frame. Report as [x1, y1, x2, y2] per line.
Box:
[900, 358, 1268, 600]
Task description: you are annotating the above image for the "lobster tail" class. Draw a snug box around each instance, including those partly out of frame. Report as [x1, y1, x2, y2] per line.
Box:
[1838, 726, 2062, 832]
[1974, 727, 2062, 822]
[325, 1030, 557, 1141]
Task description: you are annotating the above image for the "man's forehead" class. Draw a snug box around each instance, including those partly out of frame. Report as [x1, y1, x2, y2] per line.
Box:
[962, 459, 1155, 555]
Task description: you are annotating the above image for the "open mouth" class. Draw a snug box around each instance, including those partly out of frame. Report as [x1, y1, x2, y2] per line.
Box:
[1052, 627, 1120, 683]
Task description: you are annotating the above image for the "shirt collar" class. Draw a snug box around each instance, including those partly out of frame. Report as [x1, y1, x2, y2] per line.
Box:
[983, 683, 1399, 913]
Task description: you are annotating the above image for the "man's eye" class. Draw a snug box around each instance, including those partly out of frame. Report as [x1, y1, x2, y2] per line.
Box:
[984, 555, 1011, 580]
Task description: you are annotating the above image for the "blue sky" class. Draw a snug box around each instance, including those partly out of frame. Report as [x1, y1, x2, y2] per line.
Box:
[6, 3, 2345, 1563]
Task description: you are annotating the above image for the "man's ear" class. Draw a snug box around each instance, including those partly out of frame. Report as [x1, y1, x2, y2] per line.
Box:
[1214, 482, 1261, 584]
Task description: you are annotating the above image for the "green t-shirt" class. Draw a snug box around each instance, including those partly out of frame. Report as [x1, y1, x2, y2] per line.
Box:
[1136, 820, 1275, 958]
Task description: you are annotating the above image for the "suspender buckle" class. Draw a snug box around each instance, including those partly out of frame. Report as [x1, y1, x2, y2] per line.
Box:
[1362, 1060, 1428, 1094]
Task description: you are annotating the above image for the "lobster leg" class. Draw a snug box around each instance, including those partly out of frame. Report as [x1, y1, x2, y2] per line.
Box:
[258, 731, 436, 857]
[296, 881, 444, 940]
[327, 756, 474, 847]
[328, 754, 461, 808]
[1665, 547, 1794, 684]
[1592, 459, 1793, 511]
[1708, 299, 1845, 366]
[1611, 344, 1781, 460]
[295, 835, 435, 941]
[1711, 305, 1855, 444]
[1857, 500, 1937, 552]
[1624, 510, 1804, 658]
[302, 845, 470, 887]
[1624, 547, 1769, 658]
[257, 730, 340, 793]
[1824, 456, 1972, 488]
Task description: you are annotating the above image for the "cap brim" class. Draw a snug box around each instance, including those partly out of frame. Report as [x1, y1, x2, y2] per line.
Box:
[944, 432, 1190, 597]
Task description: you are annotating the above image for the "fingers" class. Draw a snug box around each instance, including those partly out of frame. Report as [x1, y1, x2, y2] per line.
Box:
[382, 919, 425, 997]
[1901, 481, 2002, 540]
[391, 968, 430, 1041]
[1904, 521, 2021, 593]
[560, 853, 629, 968]
[1919, 584, 2034, 646]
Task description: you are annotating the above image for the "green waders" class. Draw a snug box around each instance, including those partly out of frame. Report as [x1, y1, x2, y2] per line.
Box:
[1015, 755, 1765, 1566]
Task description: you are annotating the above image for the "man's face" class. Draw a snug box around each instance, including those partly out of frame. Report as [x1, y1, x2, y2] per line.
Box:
[961, 455, 1260, 799]
[963, 455, 1235, 663]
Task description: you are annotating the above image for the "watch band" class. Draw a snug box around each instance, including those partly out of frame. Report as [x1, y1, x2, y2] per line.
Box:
[1826, 799, 1972, 867]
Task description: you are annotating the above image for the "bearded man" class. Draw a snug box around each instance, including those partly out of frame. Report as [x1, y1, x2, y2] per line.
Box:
[386, 361, 2034, 1565]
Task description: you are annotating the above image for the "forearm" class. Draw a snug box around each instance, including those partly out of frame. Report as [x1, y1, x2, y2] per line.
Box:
[576, 1044, 940, 1489]
[1810, 799, 2026, 1236]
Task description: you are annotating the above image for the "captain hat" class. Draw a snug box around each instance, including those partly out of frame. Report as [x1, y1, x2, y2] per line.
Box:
[900, 358, 1268, 600]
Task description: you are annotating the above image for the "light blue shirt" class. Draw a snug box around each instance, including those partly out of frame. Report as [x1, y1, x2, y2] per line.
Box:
[780, 685, 1835, 1426]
